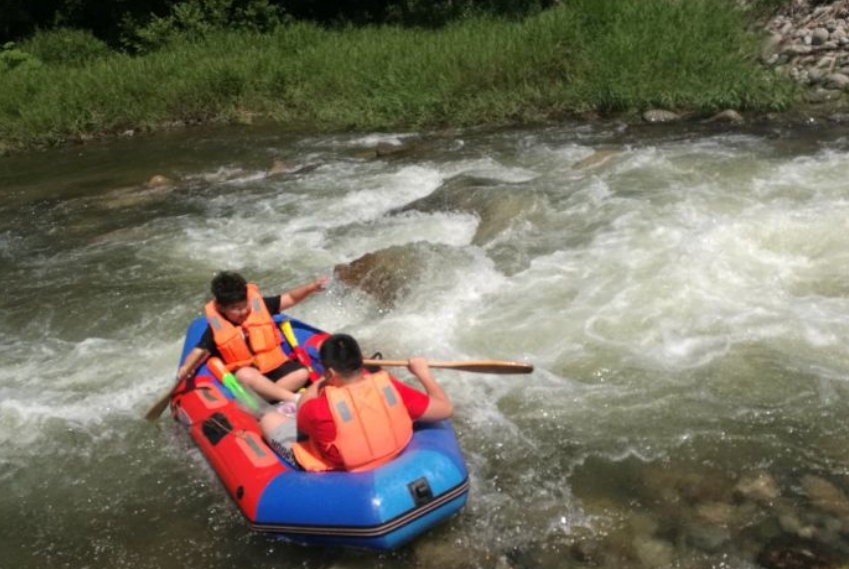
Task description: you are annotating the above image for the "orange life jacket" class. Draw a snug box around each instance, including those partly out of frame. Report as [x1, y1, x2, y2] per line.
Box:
[292, 371, 414, 472]
[204, 283, 288, 374]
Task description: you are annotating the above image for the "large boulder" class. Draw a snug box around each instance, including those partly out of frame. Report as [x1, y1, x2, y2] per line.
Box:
[394, 175, 539, 246]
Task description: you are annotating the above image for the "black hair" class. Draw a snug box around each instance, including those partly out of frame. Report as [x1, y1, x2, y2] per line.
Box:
[319, 333, 363, 376]
[211, 271, 248, 305]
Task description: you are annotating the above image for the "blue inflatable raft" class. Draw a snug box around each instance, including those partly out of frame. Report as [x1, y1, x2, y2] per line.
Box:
[169, 314, 469, 550]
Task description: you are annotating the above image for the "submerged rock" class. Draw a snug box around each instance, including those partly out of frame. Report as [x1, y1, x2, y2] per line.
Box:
[145, 174, 173, 188]
[801, 475, 849, 516]
[572, 149, 620, 170]
[756, 536, 841, 569]
[735, 471, 781, 504]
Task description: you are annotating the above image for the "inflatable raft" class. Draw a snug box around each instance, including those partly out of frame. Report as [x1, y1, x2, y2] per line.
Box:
[169, 314, 469, 550]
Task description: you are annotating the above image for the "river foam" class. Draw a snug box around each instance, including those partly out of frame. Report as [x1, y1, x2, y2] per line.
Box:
[3, 125, 849, 569]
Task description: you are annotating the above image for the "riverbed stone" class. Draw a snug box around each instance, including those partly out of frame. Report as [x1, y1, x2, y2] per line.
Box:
[695, 501, 737, 526]
[686, 521, 732, 553]
[801, 475, 849, 516]
[705, 109, 744, 124]
[267, 159, 299, 175]
[735, 471, 781, 504]
[756, 536, 841, 569]
[812, 27, 830, 45]
[334, 247, 421, 307]
[642, 109, 680, 124]
[145, 174, 173, 188]
[803, 88, 842, 103]
[808, 68, 825, 83]
[633, 537, 675, 568]
[572, 148, 620, 170]
[762, 33, 785, 61]
[825, 72, 849, 89]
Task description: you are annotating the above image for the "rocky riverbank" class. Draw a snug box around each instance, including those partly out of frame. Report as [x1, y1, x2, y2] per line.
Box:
[763, 0, 849, 104]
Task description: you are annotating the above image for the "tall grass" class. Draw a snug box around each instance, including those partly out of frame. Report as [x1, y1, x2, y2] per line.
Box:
[0, 0, 796, 151]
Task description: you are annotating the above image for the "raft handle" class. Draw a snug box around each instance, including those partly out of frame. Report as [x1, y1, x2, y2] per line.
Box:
[408, 477, 434, 507]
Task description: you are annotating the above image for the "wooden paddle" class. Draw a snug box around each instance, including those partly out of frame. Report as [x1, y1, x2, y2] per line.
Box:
[363, 359, 533, 375]
[144, 379, 180, 421]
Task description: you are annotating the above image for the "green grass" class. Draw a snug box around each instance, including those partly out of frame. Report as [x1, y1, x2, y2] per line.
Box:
[0, 0, 797, 152]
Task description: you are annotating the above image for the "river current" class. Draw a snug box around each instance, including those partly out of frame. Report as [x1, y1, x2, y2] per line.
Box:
[1, 122, 848, 569]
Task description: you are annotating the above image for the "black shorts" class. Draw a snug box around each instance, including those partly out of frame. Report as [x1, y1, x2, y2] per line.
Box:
[266, 359, 306, 382]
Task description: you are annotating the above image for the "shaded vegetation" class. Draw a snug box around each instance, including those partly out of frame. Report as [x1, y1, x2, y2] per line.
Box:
[0, 0, 797, 152]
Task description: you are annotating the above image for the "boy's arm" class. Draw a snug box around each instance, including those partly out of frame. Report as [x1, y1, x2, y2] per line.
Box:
[177, 347, 210, 382]
[279, 276, 329, 311]
[407, 357, 454, 422]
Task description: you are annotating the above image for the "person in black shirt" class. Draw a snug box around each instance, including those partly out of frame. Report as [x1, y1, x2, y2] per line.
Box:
[177, 271, 328, 403]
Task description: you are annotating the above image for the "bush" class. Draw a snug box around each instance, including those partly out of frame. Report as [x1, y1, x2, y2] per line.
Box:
[0, 42, 43, 73]
[18, 28, 111, 67]
[130, 0, 283, 52]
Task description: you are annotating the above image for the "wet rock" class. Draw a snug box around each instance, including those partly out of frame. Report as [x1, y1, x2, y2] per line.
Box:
[735, 471, 781, 504]
[677, 471, 734, 505]
[705, 109, 744, 124]
[334, 247, 422, 307]
[801, 475, 849, 516]
[695, 501, 737, 526]
[686, 521, 731, 553]
[572, 149, 620, 170]
[145, 174, 173, 188]
[97, 182, 176, 210]
[333, 244, 470, 307]
[633, 537, 675, 568]
[778, 511, 817, 540]
[375, 141, 408, 158]
[268, 160, 297, 175]
[395, 175, 537, 246]
[569, 539, 602, 565]
[756, 536, 840, 569]
[642, 109, 680, 124]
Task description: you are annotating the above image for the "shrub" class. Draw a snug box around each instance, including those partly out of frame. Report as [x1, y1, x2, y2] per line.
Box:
[18, 28, 111, 67]
[130, 0, 283, 52]
[0, 42, 43, 73]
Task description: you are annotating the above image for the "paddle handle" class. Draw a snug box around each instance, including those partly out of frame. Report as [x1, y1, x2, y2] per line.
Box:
[362, 359, 533, 375]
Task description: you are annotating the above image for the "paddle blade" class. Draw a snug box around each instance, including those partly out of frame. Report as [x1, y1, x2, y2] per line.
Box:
[362, 359, 534, 375]
[144, 391, 173, 421]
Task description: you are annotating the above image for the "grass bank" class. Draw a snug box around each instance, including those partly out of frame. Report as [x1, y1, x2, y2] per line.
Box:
[0, 0, 797, 152]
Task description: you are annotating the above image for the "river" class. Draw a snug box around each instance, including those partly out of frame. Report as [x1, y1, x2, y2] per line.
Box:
[1, 122, 848, 569]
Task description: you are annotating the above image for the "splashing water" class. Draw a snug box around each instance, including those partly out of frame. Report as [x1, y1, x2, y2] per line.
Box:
[2, 123, 849, 569]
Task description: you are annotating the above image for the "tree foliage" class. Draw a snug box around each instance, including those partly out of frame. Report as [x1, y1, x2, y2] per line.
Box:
[0, 0, 548, 46]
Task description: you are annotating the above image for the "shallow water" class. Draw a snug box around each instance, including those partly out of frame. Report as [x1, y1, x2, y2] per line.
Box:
[2, 122, 849, 569]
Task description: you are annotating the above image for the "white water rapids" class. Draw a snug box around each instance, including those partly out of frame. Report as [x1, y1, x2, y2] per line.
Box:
[1, 123, 848, 569]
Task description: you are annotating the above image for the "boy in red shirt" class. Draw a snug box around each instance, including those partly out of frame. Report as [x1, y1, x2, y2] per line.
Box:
[260, 334, 453, 470]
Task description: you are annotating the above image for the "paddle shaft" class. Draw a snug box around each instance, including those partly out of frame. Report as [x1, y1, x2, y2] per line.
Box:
[362, 359, 533, 375]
